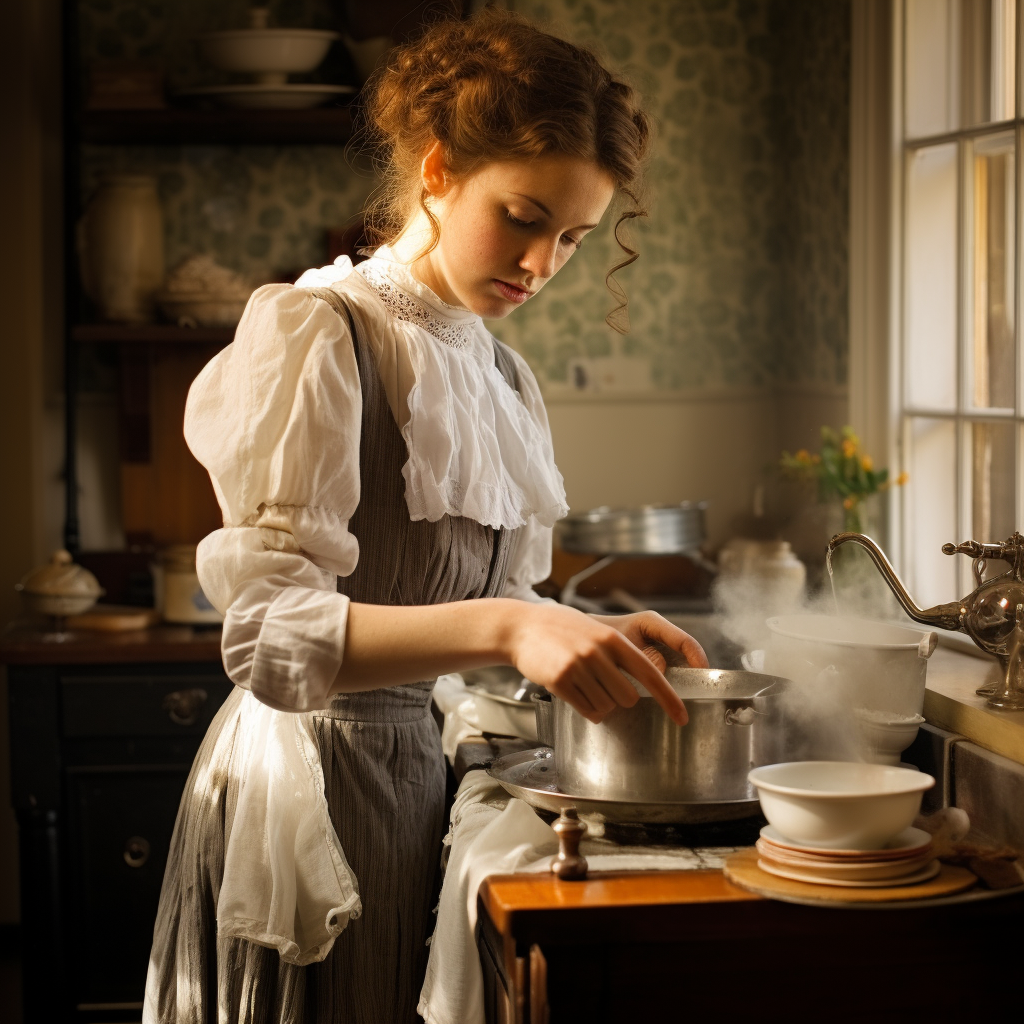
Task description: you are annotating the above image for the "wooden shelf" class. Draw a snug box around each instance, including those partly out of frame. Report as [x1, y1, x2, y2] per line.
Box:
[73, 323, 236, 345]
[80, 105, 355, 145]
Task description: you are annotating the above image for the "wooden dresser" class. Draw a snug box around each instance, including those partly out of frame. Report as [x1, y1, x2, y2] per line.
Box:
[1, 621, 231, 1024]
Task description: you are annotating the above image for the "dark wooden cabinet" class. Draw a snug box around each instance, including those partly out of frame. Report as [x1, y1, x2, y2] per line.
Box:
[3, 627, 231, 1023]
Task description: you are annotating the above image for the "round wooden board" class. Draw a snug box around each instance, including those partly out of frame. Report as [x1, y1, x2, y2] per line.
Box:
[724, 847, 977, 905]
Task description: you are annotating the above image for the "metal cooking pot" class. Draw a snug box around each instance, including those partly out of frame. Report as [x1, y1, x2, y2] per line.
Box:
[555, 502, 707, 556]
[552, 668, 792, 803]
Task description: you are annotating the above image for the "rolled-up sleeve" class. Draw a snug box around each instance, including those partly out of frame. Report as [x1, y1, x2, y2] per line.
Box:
[198, 525, 350, 712]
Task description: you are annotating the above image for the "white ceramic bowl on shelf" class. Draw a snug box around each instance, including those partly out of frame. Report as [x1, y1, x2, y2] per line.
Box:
[748, 761, 934, 850]
[199, 29, 340, 85]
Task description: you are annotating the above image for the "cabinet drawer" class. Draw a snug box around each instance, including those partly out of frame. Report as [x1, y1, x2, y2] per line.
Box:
[61, 675, 233, 737]
[65, 764, 189, 1006]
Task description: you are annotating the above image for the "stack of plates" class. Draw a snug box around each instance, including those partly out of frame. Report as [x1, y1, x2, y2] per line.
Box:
[756, 825, 938, 888]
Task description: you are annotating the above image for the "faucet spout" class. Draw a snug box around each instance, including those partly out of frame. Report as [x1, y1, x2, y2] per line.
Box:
[827, 532, 963, 632]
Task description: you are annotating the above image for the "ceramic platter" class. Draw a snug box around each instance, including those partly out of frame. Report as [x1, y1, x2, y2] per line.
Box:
[178, 84, 357, 109]
[486, 747, 761, 824]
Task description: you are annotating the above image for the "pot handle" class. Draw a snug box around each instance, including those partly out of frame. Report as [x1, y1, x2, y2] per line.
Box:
[725, 706, 758, 727]
[918, 631, 938, 659]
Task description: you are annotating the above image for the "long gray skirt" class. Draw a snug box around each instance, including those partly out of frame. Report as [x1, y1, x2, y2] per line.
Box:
[144, 682, 446, 1024]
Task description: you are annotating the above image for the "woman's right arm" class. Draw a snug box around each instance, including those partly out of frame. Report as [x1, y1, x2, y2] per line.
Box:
[336, 597, 691, 726]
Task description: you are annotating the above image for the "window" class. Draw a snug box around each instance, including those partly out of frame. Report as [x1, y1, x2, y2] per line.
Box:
[898, 0, 1022, 605]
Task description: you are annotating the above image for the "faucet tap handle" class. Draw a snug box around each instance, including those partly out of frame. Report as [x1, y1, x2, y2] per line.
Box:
[943, 533, 1024, 581]
[942, 540, 986, 558]
[942, 539, 1014, 560]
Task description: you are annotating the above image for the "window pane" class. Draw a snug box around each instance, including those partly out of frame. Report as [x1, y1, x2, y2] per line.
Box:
[906, 0, 1016, 136]
[906, 145, 959, 409]
[907, 417, 959, 605]
[960, 0, 1017, 126]
[968, 135, 1015, 409]
[967, 420, 1016, 540]
[906, 0, 957, 136]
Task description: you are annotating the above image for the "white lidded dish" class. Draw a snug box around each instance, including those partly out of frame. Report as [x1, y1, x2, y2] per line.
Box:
[748, 760, 934, 850]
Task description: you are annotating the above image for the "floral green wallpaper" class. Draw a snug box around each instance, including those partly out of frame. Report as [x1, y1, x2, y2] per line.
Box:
[493, 0, 850, 389]
[80, 145, 375, 283]
[79, 0, 849, 390]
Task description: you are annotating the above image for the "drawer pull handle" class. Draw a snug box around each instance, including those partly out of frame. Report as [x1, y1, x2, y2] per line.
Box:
[162, 688, 208, 726]
[124, 836, 150, 868]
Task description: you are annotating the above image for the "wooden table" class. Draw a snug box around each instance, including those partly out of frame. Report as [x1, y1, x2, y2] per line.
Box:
[478, 868, 1024, 1022]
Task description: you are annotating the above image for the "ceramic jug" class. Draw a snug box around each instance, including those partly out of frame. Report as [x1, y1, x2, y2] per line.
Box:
[78, 174, 165, 322]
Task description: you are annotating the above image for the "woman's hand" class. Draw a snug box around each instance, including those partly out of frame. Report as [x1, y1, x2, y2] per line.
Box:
[589, 610, 709, 673]
[504, 604, 705, 727]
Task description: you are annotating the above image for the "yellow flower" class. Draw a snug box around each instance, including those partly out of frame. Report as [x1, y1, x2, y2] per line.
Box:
[843, 496, 856, 510]
[841, 439, 857, 459]
[795, 449, 811, 463]
[895, 471, 909, 486]
[861, 455, 873, 472]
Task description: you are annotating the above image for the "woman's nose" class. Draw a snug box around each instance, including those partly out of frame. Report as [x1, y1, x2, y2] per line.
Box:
[519, 237, 559, 281]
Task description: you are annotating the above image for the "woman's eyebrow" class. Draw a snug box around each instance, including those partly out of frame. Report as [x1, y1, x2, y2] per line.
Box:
[511, 192, 599, 230]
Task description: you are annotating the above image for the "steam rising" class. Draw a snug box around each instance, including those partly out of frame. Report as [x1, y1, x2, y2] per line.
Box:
[713, 543, 920, 765]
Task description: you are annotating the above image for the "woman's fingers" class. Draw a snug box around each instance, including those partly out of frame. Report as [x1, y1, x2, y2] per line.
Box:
[610, 633, 688, 726]
[635, 615, 709, 669]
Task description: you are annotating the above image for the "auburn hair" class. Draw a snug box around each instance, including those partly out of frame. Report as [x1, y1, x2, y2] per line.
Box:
[357, 7, 651, 332]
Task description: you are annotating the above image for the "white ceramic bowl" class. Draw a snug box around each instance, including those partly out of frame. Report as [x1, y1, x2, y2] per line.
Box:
[855, 710, 926, 765]
[748, 761, 934, 850]
[199, 29, 339, 85]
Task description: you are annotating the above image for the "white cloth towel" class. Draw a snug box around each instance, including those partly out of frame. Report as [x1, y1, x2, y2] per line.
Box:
[217, 691, 362, 965]
[418, 772, 742, 1024]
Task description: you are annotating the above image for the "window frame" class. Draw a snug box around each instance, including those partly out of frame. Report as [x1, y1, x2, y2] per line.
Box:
[852, 0, 1024, 603]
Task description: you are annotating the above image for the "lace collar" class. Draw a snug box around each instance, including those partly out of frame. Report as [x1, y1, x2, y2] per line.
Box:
[357, 248, 481, 351]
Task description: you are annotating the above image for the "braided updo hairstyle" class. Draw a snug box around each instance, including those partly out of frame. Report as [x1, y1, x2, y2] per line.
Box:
[359, 7, 651, 331]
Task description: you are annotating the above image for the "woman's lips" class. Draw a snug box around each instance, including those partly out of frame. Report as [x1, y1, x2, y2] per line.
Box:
[494, 279, 531, 304]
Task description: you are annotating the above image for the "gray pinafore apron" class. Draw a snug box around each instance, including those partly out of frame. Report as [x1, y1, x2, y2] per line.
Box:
[144, 286, 525, 1023]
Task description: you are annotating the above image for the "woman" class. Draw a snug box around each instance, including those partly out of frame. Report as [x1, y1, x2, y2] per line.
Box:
[144, 9, 706, 1023]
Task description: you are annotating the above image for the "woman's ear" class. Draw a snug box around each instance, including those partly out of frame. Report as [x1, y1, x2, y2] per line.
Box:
[420, 140, 448, 197]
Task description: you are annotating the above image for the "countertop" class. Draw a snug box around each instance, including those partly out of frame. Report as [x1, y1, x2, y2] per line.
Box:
[0, 617, 223, 664]
[924, 643, 1024, 764]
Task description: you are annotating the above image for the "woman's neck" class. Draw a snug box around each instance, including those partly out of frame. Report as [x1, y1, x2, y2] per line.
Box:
[389, 211, 462, 308]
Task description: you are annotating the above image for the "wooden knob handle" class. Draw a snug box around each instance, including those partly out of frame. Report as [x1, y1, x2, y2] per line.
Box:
[551, 806, 588, 880]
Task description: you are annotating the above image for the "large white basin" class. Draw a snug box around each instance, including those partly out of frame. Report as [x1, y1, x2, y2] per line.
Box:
[763, 614, 937, 721]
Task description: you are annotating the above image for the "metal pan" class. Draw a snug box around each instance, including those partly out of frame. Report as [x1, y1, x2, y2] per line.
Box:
[555, 502, 708, 556]
[487, 747, 761, 824]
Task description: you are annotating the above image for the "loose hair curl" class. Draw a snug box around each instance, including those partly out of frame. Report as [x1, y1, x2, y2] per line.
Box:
[358, 7, 651, 332]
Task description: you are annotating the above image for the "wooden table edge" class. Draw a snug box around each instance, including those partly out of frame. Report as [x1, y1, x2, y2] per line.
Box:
[479, 867, 760, 933]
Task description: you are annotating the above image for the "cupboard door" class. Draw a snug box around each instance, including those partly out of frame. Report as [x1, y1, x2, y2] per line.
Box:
[65, 765, 189, 1007]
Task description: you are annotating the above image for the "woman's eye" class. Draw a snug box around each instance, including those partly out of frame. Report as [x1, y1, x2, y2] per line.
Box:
[506, 211, 532, 227]
[561, 234, 582, 250]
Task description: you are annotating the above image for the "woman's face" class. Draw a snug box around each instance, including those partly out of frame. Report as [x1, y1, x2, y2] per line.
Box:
[405, 152, 616, 318]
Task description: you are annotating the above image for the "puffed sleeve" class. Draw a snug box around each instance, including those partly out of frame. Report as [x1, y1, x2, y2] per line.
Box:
[501, 516, 557, 604]
[185, 279, 362, 712]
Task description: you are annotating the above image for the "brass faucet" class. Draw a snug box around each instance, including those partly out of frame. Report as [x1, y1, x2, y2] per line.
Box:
[827, 531, 1024, 710]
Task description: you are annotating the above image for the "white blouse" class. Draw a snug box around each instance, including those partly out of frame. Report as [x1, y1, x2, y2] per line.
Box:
[185, 248, 567, 713]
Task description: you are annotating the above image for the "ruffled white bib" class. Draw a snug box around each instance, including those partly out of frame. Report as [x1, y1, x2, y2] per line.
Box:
[300, 249, 569, 532]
